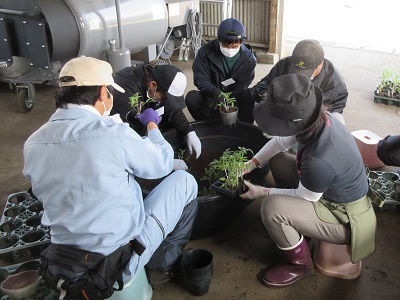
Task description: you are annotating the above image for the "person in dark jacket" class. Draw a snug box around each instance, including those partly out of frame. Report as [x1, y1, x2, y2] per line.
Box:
[251, 39, 348, 124]
[111, 62, 202, 162]
[185, 18, 257, 123]
[377, 135, 400, 166]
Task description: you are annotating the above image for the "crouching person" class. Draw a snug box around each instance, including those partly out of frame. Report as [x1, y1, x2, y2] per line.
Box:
[23, 56, 198, 299]
[241, 74, 376, 287]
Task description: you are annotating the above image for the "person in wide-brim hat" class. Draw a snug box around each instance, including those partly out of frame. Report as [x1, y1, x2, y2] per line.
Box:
[239, 73, 376, 289]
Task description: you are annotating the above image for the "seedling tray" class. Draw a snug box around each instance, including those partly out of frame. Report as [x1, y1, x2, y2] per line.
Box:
[0, 192, 50, 256]
[0, 259, 52, 300]
[210, 180, 248, 199]
[368, 171, 400, 207]
[373, 94, 400, 107]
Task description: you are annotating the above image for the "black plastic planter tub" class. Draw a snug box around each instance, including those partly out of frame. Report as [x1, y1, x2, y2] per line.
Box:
[137, 121, 270, 240]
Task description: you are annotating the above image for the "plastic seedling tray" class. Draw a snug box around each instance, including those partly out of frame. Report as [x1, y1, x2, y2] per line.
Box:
[373, 94, 400, 107]
[368, 171, 400, 208]
[0, 259, 52, 300]
[210, 179, 249, 199]
[0, 192, 50, 258]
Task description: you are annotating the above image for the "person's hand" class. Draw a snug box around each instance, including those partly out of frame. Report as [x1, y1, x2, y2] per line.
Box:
[173, 159, 189, 171]
[135, 108, 161, 127]
[242, 159, 257, 176]
[186, 131, 202, 159]
[209, 88, 225, 110]
[240, 180, 270, 200]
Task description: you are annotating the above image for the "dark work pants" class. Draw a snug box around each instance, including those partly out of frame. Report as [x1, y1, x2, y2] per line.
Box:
[185, 90, 255, 124]
[146, 199, 198, 272]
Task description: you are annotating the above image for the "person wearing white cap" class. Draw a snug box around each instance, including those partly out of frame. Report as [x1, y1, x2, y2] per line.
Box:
[112, 60, 202, 167]
[23, 56, 198, 297]
[185, 18, 257, 124]
[250, 39, 348, 124]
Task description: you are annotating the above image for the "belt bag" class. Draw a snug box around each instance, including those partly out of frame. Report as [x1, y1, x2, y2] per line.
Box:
[315, 196, 377, 263]
[39, 240, 144, 300]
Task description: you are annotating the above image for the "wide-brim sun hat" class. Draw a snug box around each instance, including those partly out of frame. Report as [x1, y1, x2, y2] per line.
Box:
[253, 74, 323, 136]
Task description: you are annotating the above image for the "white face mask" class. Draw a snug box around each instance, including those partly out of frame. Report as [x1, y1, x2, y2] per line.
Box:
[219, 45, 240, 58]
[146, 86, 160, 102]
[103, 88, 113, 117]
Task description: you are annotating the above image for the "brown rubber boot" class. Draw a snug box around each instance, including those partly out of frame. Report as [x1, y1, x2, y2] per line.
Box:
[263, 235, 314, 287]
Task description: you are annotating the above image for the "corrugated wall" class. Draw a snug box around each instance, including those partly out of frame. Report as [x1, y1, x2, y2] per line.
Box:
[200, 0, 270, 50]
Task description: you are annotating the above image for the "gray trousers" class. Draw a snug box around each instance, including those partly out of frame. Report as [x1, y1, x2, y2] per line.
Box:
[261, 152, 351, 249]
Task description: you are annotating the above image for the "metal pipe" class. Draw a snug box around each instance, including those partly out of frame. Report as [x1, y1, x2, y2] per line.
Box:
[114, 0, 125, 49]
[0, 8, 41, 17]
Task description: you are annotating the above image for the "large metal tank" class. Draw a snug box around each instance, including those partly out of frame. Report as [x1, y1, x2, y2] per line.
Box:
[1, 0, 168, 69]
[0, 0, 191, 113]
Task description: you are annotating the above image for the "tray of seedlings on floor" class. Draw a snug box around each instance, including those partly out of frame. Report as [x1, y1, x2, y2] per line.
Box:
[0, 192, 50, 259]
[0, 259, 52, 300]
[367, 170, 400, 209]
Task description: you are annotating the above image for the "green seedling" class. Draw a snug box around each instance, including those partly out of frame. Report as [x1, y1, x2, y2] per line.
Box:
[175, 148, 190, 163]
[377, 69, 400, 97]
[217, 92, 236, 112]
[202, 147, 253, 191]
[128, 93, 156, 114]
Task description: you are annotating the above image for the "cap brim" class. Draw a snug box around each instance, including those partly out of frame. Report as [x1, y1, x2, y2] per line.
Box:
[166, 93, 186, 110]
[289, 63, 315, 78]
[111, 82, 125, 93]
[254, 85, 323, 136]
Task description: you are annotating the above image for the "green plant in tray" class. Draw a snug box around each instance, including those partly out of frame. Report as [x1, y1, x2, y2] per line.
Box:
[202, 147, 253, 192]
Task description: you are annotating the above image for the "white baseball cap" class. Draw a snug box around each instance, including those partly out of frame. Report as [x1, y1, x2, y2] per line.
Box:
[59, 56, 125, 93]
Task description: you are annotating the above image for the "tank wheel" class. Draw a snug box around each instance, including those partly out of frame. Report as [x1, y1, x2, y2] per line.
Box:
[17, 88, 34, 113]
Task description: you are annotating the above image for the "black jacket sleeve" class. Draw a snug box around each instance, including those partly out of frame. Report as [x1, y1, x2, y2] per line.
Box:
[163, 102, 193, 136]
[313, 59, 348, 114]
[377, 135, 400, 166]
[250, 57, 291, 102]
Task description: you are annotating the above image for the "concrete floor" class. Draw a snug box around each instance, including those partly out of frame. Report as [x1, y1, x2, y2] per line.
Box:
[0, 40, 400, 299]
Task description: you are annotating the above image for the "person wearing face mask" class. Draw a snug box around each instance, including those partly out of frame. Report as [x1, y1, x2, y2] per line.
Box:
[250, 39, 348, 124]
[111, 61, 202, 168]
[185, 18, 257, 123]
[23, 56, 199, 295]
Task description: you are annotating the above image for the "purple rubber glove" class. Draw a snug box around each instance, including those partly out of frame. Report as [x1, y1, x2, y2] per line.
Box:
[135, 108, 161, 126]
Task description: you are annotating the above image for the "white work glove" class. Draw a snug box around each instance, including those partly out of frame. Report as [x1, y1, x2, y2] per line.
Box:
[173, 159, 189, 171]
[242, 159, 258, 176]
[186, 131, 202, 159]
[240, 180, 270, 200]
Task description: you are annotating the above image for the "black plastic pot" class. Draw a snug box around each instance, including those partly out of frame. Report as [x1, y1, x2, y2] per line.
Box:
[210, 179, 248, 199]
[137, 121, 270, 240]
[126, 110, 141, 125]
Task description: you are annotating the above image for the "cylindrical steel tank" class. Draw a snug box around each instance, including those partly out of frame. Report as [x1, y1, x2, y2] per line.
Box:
[36, 0, 168, 62]
[0, 0, 168, 66]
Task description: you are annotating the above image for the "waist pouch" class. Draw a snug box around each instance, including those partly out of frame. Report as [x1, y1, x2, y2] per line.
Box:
[313, 196, 377, 263]
[39, 242, 137, 300]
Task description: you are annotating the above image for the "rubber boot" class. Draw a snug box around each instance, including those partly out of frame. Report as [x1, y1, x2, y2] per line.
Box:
[263, 235, 314, 287]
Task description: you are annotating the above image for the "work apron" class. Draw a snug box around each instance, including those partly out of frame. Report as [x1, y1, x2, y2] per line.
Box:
[313, 195, 377, 263]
